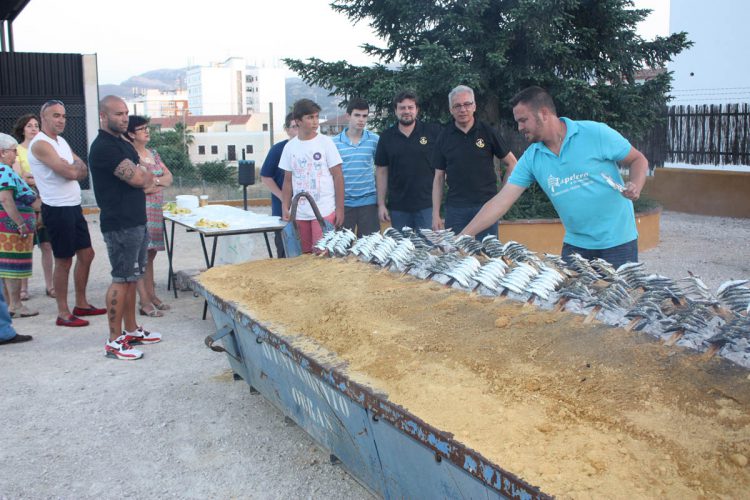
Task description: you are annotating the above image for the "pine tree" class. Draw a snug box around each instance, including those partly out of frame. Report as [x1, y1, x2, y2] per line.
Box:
[285, 0, 691, 139]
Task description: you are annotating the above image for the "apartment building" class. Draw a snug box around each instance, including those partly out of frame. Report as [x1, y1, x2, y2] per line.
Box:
[186, 57, 286, 132]
[125, 89, 189, 118]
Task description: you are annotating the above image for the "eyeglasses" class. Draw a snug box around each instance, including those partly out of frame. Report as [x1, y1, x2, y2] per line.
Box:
[452, 101, 475, 110]
[41, 99, 64, 113]
[134, 125, 149, 132]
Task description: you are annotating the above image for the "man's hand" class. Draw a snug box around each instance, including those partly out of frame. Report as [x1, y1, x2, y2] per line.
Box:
[73, 158, 88, 181]
[378, 204, 390, 222]
[432, 213, 444, 231]
[281, 204, 290, 221]
[622, 181, 641, 201]
[334, 210, 345, 228]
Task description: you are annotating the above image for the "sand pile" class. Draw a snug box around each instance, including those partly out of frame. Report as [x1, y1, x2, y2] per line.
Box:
[201, 256, 750, 499]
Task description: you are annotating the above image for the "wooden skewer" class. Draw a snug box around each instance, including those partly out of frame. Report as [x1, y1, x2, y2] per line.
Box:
[664, 329, 685, 346]
[583, 305, 601, 324]
[553, 297, 569, 313]
[624, 316, 642, 332]
[702, 343, 722, 359]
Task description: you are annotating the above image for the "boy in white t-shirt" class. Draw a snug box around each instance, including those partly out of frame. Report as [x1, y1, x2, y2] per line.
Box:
[280, 99, 344, 253]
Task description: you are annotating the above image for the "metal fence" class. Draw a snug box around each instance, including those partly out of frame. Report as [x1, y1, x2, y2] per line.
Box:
[666, 103, 750, 166]
[0, 52, 90, 188]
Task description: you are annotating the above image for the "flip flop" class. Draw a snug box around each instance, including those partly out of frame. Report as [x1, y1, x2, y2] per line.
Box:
[46, 288, 57, 298]
[139, 307, 164, 318]
[152, 301, 171, 311]
[20, 291, 30, 301]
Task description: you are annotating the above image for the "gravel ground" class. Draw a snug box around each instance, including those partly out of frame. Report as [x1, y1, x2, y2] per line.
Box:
[1, 209, 747, 499]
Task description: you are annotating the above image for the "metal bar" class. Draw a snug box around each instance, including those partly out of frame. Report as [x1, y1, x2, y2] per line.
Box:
[164, 218, 178, 298]
[7, 21, 14, 52]
[263, 232, 273, 258]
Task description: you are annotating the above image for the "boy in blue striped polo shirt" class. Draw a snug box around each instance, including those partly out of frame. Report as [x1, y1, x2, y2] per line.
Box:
[332, 98, 380, 237]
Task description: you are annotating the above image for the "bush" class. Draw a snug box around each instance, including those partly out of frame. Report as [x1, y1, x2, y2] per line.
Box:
[156, 146, 197, 182]
[196, 160, 237, 184]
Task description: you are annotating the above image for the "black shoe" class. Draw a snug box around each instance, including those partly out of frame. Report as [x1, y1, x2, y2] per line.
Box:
[0, 334, 33, 345]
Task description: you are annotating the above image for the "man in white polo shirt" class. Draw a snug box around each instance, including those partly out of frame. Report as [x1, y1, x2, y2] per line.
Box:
[28, 100, 106, 327]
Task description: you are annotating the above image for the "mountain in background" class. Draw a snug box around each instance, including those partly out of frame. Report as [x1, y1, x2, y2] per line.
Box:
[284, 77, 342, 118]
[98, 69, 342, 117]
[99, 68, 187, 99]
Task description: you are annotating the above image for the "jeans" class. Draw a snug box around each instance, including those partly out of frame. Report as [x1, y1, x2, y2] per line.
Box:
[390, 208, 433, 231]
[562, 238, 639, 269]
[445, 205, 498, 240]
[0, 285, 17, 341]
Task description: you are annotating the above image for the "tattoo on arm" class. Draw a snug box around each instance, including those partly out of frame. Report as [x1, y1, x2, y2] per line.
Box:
[114, 159, 138, 182]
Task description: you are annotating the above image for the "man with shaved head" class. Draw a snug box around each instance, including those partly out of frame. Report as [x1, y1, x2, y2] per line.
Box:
[89, 95, 161, 360]
[28, 99, 106, 328]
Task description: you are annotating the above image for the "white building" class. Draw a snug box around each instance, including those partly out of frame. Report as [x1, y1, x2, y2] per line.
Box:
[125, 89, 189, 118]
[186, 58, 286, 132]
[150, 114, 272, 167]
[669, 0, 750, 104]
[245, 66, 286, 129]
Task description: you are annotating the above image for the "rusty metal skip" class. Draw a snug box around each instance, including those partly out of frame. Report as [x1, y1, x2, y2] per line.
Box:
[198, 279, 549, 499]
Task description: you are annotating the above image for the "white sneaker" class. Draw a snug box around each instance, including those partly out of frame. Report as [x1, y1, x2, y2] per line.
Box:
[122, 326, 162, 345]
[105, 336, 143, 360]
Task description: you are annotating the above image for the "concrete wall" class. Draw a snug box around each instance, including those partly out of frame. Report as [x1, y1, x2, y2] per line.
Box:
[643, 168, 750, 218]
[496, 209, 661, 254]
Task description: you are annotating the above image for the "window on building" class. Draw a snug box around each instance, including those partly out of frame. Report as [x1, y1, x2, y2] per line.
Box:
[198, 125, 205, 132]
[211, 145, 218, 154]
[198, 145, 205, 155]
[228, 145, 236, 161]
[262, 124, 268, 131]
[246, 145, 253, 154]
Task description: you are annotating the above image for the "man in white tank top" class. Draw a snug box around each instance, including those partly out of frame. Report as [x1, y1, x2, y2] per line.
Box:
[28, 100, 106, 327]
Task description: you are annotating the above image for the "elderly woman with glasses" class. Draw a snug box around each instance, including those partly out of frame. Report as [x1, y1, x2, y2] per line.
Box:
[124, 116, 173, 317]
[0, 133, 42, 318]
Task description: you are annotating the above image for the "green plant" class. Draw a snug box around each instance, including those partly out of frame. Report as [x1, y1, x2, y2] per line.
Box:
[285, 0, 691, 137]
[196, 160, 236, 184]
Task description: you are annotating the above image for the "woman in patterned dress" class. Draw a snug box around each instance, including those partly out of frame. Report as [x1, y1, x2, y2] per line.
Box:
[12, 113, 55, 300]
[0, 133, 41, 318]
[125, 116, 173, 317]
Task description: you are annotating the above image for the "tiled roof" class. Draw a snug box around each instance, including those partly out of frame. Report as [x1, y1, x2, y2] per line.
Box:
[151, 115, 253, 128]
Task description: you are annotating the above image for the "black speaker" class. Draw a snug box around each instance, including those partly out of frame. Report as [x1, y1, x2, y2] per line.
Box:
[238, 160, 256, 186]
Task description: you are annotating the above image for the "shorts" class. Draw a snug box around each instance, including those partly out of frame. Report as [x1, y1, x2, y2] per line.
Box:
[102, 225, 148, 283]
[343, 205, 380, 237]
[41, 204, 92, 259]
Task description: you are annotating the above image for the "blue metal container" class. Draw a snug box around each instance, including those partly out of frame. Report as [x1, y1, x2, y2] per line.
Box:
[195, 279, 549, 499]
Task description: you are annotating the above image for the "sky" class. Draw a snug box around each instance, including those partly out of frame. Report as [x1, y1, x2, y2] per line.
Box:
[12, 0, 670, 85]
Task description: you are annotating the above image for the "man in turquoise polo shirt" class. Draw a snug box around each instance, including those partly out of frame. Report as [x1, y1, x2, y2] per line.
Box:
[333, 97, 380, 236]
[462, 86, 648, 268]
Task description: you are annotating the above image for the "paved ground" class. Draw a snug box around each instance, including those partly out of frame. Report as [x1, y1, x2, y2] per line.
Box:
[1, 209, 747, 499]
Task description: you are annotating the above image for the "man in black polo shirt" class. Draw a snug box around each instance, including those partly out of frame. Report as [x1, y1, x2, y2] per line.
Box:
[375, 90, 442, 231]
[432, 85, 517, 238]
[89, 96, 162, 361]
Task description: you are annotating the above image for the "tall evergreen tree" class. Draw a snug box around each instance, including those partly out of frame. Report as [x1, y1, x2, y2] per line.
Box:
[285, 0, 690, 138]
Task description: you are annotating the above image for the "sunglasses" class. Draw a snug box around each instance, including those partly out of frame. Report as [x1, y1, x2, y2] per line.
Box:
[41, 99, 65, 113]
